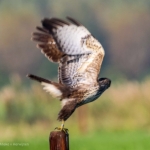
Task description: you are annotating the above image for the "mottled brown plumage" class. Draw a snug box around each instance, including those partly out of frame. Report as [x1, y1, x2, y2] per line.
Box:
[27, 17, 111, 123]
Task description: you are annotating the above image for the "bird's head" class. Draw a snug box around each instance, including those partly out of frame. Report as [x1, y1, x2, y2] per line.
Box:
[98, 77, 111, 91]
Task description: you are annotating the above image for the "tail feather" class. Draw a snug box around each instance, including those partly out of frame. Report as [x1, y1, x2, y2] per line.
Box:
[27, 74, 70, 98]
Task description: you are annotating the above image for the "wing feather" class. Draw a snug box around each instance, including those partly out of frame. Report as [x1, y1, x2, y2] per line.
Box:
[41, 18, 93, 55]
[32, 28, 64, 62]
[58, 54, 90, 85]
[32, 17, 105, 87]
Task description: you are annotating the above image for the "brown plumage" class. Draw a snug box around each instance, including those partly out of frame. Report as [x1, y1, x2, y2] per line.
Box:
[27, 17, 111, 124]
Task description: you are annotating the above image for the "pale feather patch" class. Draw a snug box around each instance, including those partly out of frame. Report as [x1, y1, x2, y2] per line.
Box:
[100, 46, 105, 56]
[77, 53, 98, 73]
[61, 98, 75, 107]
[41, 82, 62, 97]
[54, 24, 92, 55]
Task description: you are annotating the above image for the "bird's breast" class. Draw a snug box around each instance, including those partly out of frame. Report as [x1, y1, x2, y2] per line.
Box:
[76, 85, 102, 107]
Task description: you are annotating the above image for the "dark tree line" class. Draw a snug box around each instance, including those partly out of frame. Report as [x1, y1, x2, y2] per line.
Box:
[0, 0, 150, 86]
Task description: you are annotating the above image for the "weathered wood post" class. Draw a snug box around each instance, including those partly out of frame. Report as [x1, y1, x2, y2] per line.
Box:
[49, 130, 69, 150]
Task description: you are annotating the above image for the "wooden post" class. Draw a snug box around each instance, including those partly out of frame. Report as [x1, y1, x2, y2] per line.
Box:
[49, 130, 69, 150]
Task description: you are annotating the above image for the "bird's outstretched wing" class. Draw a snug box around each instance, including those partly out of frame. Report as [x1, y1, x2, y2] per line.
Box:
[32, 27, 64, 62]
[32, 17, 105, 87]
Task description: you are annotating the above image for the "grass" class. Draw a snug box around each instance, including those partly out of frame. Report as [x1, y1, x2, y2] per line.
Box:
[0, 76, 150, 149]
[71, 131, 150, 150]
[0, 77, 150, 131]
[0, 130, 150, 150]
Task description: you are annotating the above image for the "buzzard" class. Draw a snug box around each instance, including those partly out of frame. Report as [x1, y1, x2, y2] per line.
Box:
[27, 17, 111, 131]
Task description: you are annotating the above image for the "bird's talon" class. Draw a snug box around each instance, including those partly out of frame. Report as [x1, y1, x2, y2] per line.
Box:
[54, 127, 69, 133]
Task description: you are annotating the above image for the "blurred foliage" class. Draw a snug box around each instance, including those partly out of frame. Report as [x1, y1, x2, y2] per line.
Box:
[0, 0, 150, 86]
[0, 75, 150, 133]
[0, 2, 150, 147]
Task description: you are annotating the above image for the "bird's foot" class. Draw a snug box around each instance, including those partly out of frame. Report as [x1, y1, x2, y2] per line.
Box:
[54, 120, 68, 133]
[55, 127, 69, 134]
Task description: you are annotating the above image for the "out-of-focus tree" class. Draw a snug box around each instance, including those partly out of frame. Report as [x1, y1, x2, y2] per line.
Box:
[103, 4, 150, 79]
[0, 0, 150, 86]
[0, 2, 41, 75]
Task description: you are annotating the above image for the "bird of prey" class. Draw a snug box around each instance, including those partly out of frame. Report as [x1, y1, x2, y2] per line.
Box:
[27, 17, 111, 131]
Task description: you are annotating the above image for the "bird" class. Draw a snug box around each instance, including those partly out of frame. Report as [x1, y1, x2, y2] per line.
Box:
[27, 17, 111, 131]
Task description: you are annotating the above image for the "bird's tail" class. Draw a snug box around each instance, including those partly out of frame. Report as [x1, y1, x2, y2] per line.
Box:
[27, 74, 70, 98]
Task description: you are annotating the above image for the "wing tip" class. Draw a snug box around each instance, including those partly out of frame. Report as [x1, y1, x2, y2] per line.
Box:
[26, 74, 37, 80]
[26, 74, 51, 83]
[66, 16, 81, 26]
[26, 74, 32, 78]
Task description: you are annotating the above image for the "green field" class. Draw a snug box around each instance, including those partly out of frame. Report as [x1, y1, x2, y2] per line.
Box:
[1, 131, 150, 150]
[0, 78, 150, 149]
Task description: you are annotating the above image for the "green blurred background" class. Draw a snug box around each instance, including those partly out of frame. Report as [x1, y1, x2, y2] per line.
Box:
[0, 0, 150, 149]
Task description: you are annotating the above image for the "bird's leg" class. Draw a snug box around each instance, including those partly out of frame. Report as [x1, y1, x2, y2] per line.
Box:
[55, 120, 68, 133]
[60, 120, 65, 130]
